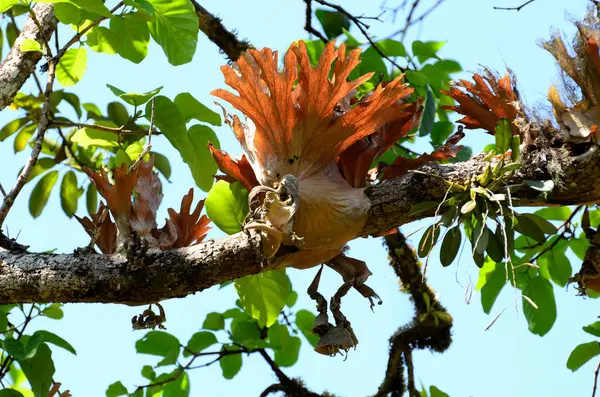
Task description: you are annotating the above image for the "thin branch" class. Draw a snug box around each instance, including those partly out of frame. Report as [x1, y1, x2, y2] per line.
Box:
[50, 120, 154, 136]
[0, 55, 57, 228]
[304, 0, 328, 43]
[53, 2, 124, 62]
[493, 0, 537, 11]
[385, 0, 445, 41]
[593, 360, 600, 397]
[311, 0, 405, 71]
[129, 98, 156, 173]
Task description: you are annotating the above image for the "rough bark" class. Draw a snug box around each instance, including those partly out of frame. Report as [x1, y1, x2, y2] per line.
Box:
[0, 140, 598, 304]
[0, 4, 57, 111]
[0, 232, 263, 304]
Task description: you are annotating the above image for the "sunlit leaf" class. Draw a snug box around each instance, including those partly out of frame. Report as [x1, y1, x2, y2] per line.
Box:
[567, 342, 600, 371]
[56, 48, 87, 87]
[235, 270, 291, 327]
[29, 171, 59, 218]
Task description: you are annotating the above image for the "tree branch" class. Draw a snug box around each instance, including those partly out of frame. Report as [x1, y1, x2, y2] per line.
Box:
[0, 139, 599, 304]
[191, 1, 253, 62]
[0, 4, 57, 111]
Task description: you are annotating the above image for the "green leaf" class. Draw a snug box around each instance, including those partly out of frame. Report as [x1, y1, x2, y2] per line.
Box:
[3, 338, 25, 361]
[51, 90, 82, 118]
[13, 123, 36, 153]
[268, 323, 301, 367]
[429, 386, 450, 397]
[110, 13, 150, 64]
[219, 345, 243, 379]
[440, 226, 461, 267]
[19, 38, 42, 53]
[538, 250, 571, 287]
[315, 9, 350, 39]
[87, 26, 120, 54]
[476, 258, 507, 314]
[515, 214, 546, 243]
[60, 171, 83, 217]
[0, 0, 18, 13]
[163, 370, 189, 397]
[6, 23, 17, 48]
[303, 39, 325, 67]
[25, 157, 56, 183]
[86, 183, 98, 214]
[56, 48, 87, 87]
[235, 270, 291, 327]
[107, 102, 130, 126]
[23, 333, 44, 360]
[141, 365, 156, 381]
[408, 201, 438, 216]
[32, 330, 76, 355]
[583, 322, 600, 337]
[417, 224, 440, 258]
[135, 331, 180, 367]
[360, 46, 388, 82]
[0, 390, 24, 397]
[472, 223, 490, 256]
[174, 93, 221, 126]
[520, 213, 557, 235]
[295, 310, 319, 347]
[187, 124, 220, 191]
[147, 0, 198, 65]
[0, 311, 7, 333]
[18, 343, 55, 397]
[511, 134, 521, 161]
[38, 0, 111, 17]
[147, 96, 219, 191]
[29, 171, 59, 218]
[106, 84, 162, 107]
[54, 3, 82, 25]
[286, 290, 298, 307]
[522, 276, 556, 336]
[41, 303, 64, 319]
[376, 39, 406, 57]
[149, 152, 171, 181]
[71, 127, 119, 149]
[183, 331, 217, 357]
[419, 86, 435, 136]
[106, 381, 128, 397]
[0, 118, 29, 141]
[567, 342, 600, 371]
[494, 118, 512, 154]
[205, 181, 248, 234]
[230, 319, 261, 346]
[83, 102, 103, 119]
[486, 228, 505, 263]
[202, 312, 225, 331]
[411, 40, 445, 63]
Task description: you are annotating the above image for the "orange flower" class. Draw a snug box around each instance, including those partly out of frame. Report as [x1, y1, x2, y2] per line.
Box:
[212, 41, 416, 268]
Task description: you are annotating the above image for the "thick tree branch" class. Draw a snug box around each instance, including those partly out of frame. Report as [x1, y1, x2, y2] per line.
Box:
[0, 4, 57, 111]
[0, 140, 599, 304]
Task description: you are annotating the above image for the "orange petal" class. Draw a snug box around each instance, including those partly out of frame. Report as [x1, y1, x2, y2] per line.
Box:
[208, 143, 259, 190]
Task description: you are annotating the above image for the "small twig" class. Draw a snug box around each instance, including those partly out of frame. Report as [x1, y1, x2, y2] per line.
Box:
[593, 360, 600, 397]
[529, 205, 583, 263]
[312, 0, 405, 71]
[50, 121, 152, 136]
[0, 184, 6, 197]
[56, 128, 84, 168]
[0, 57, 57, 228]
[304, 0, 328, 43]
[129, 98, 155, 173]
[54, 2, 124, 62]
[385, 0, 445, 41]
[493, 0, 537, 11]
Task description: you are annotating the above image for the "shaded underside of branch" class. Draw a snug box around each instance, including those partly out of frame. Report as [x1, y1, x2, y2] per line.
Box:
[0, 4, 57, 111]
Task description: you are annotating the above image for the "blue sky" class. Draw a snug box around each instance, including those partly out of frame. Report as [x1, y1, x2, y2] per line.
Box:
[0, 0, 598, 396]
